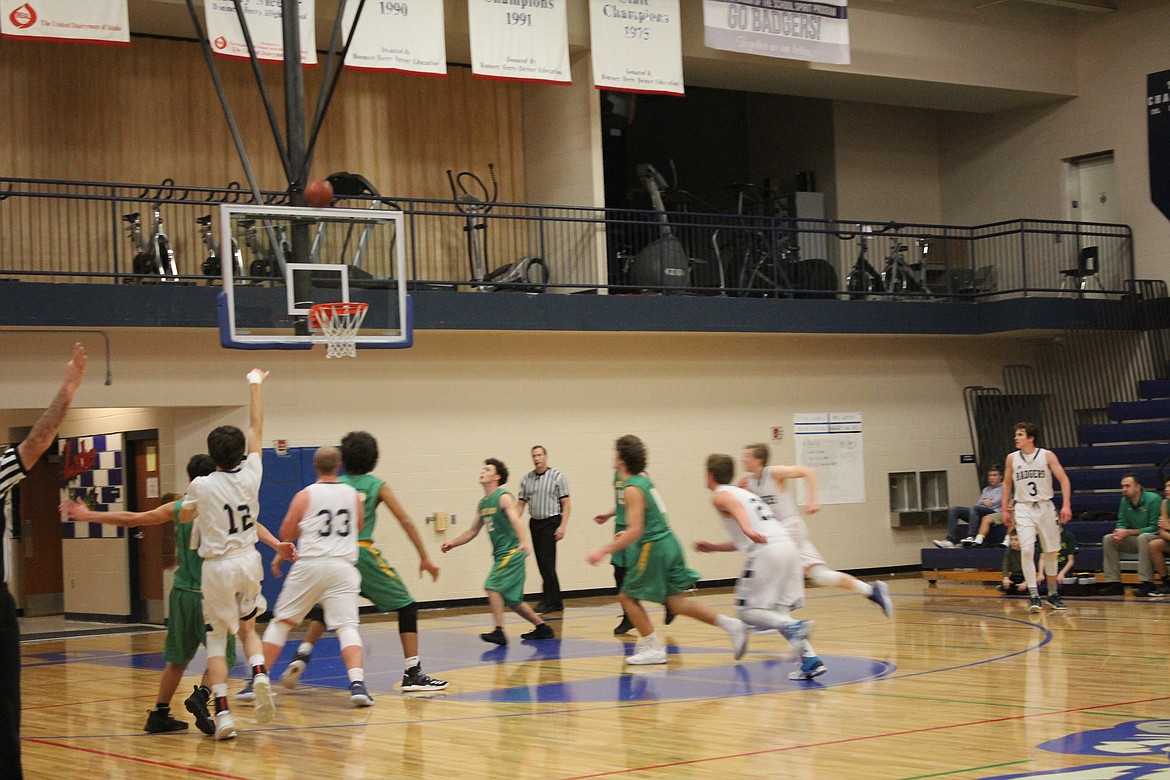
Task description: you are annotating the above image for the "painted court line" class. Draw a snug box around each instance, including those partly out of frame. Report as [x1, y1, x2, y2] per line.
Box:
[559, 694, 1170, 779]
[25, 738, 252, 778]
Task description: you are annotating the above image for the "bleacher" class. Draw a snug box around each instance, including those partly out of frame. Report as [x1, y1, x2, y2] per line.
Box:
[923, 374, 1170, 591]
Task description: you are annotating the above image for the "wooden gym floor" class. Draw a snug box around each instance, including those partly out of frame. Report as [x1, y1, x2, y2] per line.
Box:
[17, 578, 1169, 779]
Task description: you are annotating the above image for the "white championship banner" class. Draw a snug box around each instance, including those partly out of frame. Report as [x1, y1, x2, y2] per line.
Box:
[702, 0, 850, 66]
[468, 0, 569, 84]
[1, 0, 129, 45]
[204, 0, 317, 65]
[589, 0, 683, 95]
[343, 0, 446, 76]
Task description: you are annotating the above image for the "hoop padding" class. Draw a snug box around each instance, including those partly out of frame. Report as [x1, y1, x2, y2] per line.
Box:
[311, 302, 369, 359]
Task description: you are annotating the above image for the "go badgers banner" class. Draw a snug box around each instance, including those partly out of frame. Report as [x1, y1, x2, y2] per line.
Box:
[468, 0, 569, 84]
[589, 0, 683, 96]
[702, 0, 849, 66]
[1, 0, 129, 45]
[343, 1, 447, 76]
[204, 0, 317, 65]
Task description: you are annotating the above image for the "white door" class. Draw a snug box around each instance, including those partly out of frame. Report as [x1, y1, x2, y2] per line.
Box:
[1067, 153, 1118, 224]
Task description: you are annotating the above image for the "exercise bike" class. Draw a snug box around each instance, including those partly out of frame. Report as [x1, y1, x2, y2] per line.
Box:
[447, 164, 548, 292]
[123, 203, 178, 282]
[240, 218, 287, 284]
[197, 214, 243, 284]
[626, 163, 691, 290]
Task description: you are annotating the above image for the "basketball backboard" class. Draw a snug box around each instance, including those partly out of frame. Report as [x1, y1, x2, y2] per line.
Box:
[216, 204, 412, 351]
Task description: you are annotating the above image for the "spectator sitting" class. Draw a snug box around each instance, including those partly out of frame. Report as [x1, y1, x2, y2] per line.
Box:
[1143, 478, 1170, 596]
[933, 465, 1002, 549]
[999, 526, 1077, 595]
[1099, 473, 1162, 598]
[960, 511, 1006, 548]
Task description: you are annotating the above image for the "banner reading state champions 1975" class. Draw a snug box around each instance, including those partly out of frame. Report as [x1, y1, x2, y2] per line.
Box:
[590, 0, 683, 95]
[702, 0, 849, 66]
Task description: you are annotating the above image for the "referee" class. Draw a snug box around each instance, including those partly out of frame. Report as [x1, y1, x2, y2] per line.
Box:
[517, 446, 571, 614]
[2, 343, 87, 780]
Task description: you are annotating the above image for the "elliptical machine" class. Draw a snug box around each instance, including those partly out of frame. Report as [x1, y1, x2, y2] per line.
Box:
[626, 163, 691, 290]
[446, 164, 548, 292]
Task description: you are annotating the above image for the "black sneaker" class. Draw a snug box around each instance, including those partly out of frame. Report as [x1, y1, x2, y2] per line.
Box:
[401, 665, 449, 692]
[183, 685, 215, 736]
[144, 708, 188, 734]
[1154, 581, 1170, 596]
[1028, 596, 1043, 613]
[1097, 582, 1125, 596]
[613, 616, 634, 635]
[480, 628, 507, 646]
[280, 651, 311, 689]
[1134, 582, 1156, 598]
[535, 603, 562, 614]
[664, 607, 676, 625]
[521, 623, 555, 641]
[1046, 594, 1068, 611]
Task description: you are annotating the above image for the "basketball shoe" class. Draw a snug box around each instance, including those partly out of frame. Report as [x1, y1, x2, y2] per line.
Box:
[280, 652, 311, 689]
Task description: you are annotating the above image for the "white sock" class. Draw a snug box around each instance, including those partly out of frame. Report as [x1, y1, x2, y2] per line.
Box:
[974, 534, 985, 545]
[642, 631, 660, 648]
[248, 653, 266, 672]
[211, 683, 228, 699]
[404, 656, 419, 671]
[851, 580, 874, 597]
[348, 667, 364, 684]
[714, 614, 737, 633]
[297, 642, 314, 656]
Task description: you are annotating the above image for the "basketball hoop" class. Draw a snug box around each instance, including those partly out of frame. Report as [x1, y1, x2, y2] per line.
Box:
[310, 302, 368, 358]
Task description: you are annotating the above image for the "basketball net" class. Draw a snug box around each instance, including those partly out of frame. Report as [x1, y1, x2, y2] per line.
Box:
[310, 302, 368, 359]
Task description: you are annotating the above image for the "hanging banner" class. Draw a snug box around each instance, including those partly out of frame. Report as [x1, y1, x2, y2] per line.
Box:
[702, 0, 850, 66]
[468, 0, 569, 84]
[343, 0, 446, 76]
[1, 0, 129, 45]
[1149, 70, 1170, 223]
[589, 0, 683, 95]
[204, 0, 317, 65]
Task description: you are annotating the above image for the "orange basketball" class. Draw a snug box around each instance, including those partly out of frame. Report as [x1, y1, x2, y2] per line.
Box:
[305, 179, 334, 208]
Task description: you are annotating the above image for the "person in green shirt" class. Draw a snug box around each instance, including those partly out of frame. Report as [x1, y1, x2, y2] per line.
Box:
[1101, 473, 1162, 596]
[265, 431, 447, 694]
[1000, 527, 1077, 595]
[441, 458, 554, 646]
[61, 454, 237, 736]
[587, 435, 748, 666]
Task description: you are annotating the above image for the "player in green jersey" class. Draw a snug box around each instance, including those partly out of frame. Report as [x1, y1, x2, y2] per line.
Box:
[441, 458, 554, 646]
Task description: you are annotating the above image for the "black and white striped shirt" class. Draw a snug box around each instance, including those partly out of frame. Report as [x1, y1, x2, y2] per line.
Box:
[0, 446, 27, 584]
[518, 467, 569, 520]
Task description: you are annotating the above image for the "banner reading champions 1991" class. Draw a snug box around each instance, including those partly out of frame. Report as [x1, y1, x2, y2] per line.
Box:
[702, 0, 849, 66]
[469, 0, 569, 84]
[590, 0, 684, 96]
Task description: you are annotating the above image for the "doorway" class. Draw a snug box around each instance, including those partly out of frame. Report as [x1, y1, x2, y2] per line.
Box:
[126, 432, 165, 624]
[1065, 151, 1118, 224]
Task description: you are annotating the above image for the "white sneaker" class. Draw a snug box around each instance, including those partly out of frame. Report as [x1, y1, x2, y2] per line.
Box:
[932, 539, 955, 549]
[625, 643, 668, 665]
[214, 710, 237, 741]
[959, 537, 978, 547]
[251, 673, 275, 724]
[280, 655, 309, 690]
[726, 618, 749, 660]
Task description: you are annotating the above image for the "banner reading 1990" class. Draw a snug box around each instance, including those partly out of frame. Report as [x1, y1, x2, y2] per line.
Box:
[702, 0, 849, 66]
[204, 0, 317, 65]
[468, 0, 570, 84]
[1, 0, 129, 45]
[590, 0, 683, 95]
[343, 0, 447, 76]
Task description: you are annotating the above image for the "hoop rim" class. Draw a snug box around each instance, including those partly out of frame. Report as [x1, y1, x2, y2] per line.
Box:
[309, 301, 369, 330]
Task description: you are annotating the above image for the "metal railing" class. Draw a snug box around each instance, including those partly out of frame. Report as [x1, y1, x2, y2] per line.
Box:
[0, 176, 1137, 299]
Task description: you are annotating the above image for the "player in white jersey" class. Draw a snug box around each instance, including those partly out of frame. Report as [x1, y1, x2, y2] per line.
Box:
[1002, 421, 1072, 613]
[740, 444, 893, 618]
[262, 447, 374, 707]
[179, 369, 297, 740]
[696, 455, 822, 680]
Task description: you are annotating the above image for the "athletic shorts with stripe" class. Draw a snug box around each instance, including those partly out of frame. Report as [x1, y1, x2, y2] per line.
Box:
[621, 533, 700, 605]
[164, 588, 238, 666]
[356, 542, 414, 612]
[484, 547, 527, 606]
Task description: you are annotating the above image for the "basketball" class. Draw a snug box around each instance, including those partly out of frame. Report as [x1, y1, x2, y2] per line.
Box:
[305, 179, 333, 208]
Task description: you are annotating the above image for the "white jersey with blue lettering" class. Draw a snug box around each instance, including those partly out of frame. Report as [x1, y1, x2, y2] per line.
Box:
[1010, 448, 1054, 503]
[185, 452, 263, 559]
[296, 481, 360, 563]
[744, 467, 826, 567]
[714, 485, 791, 552]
